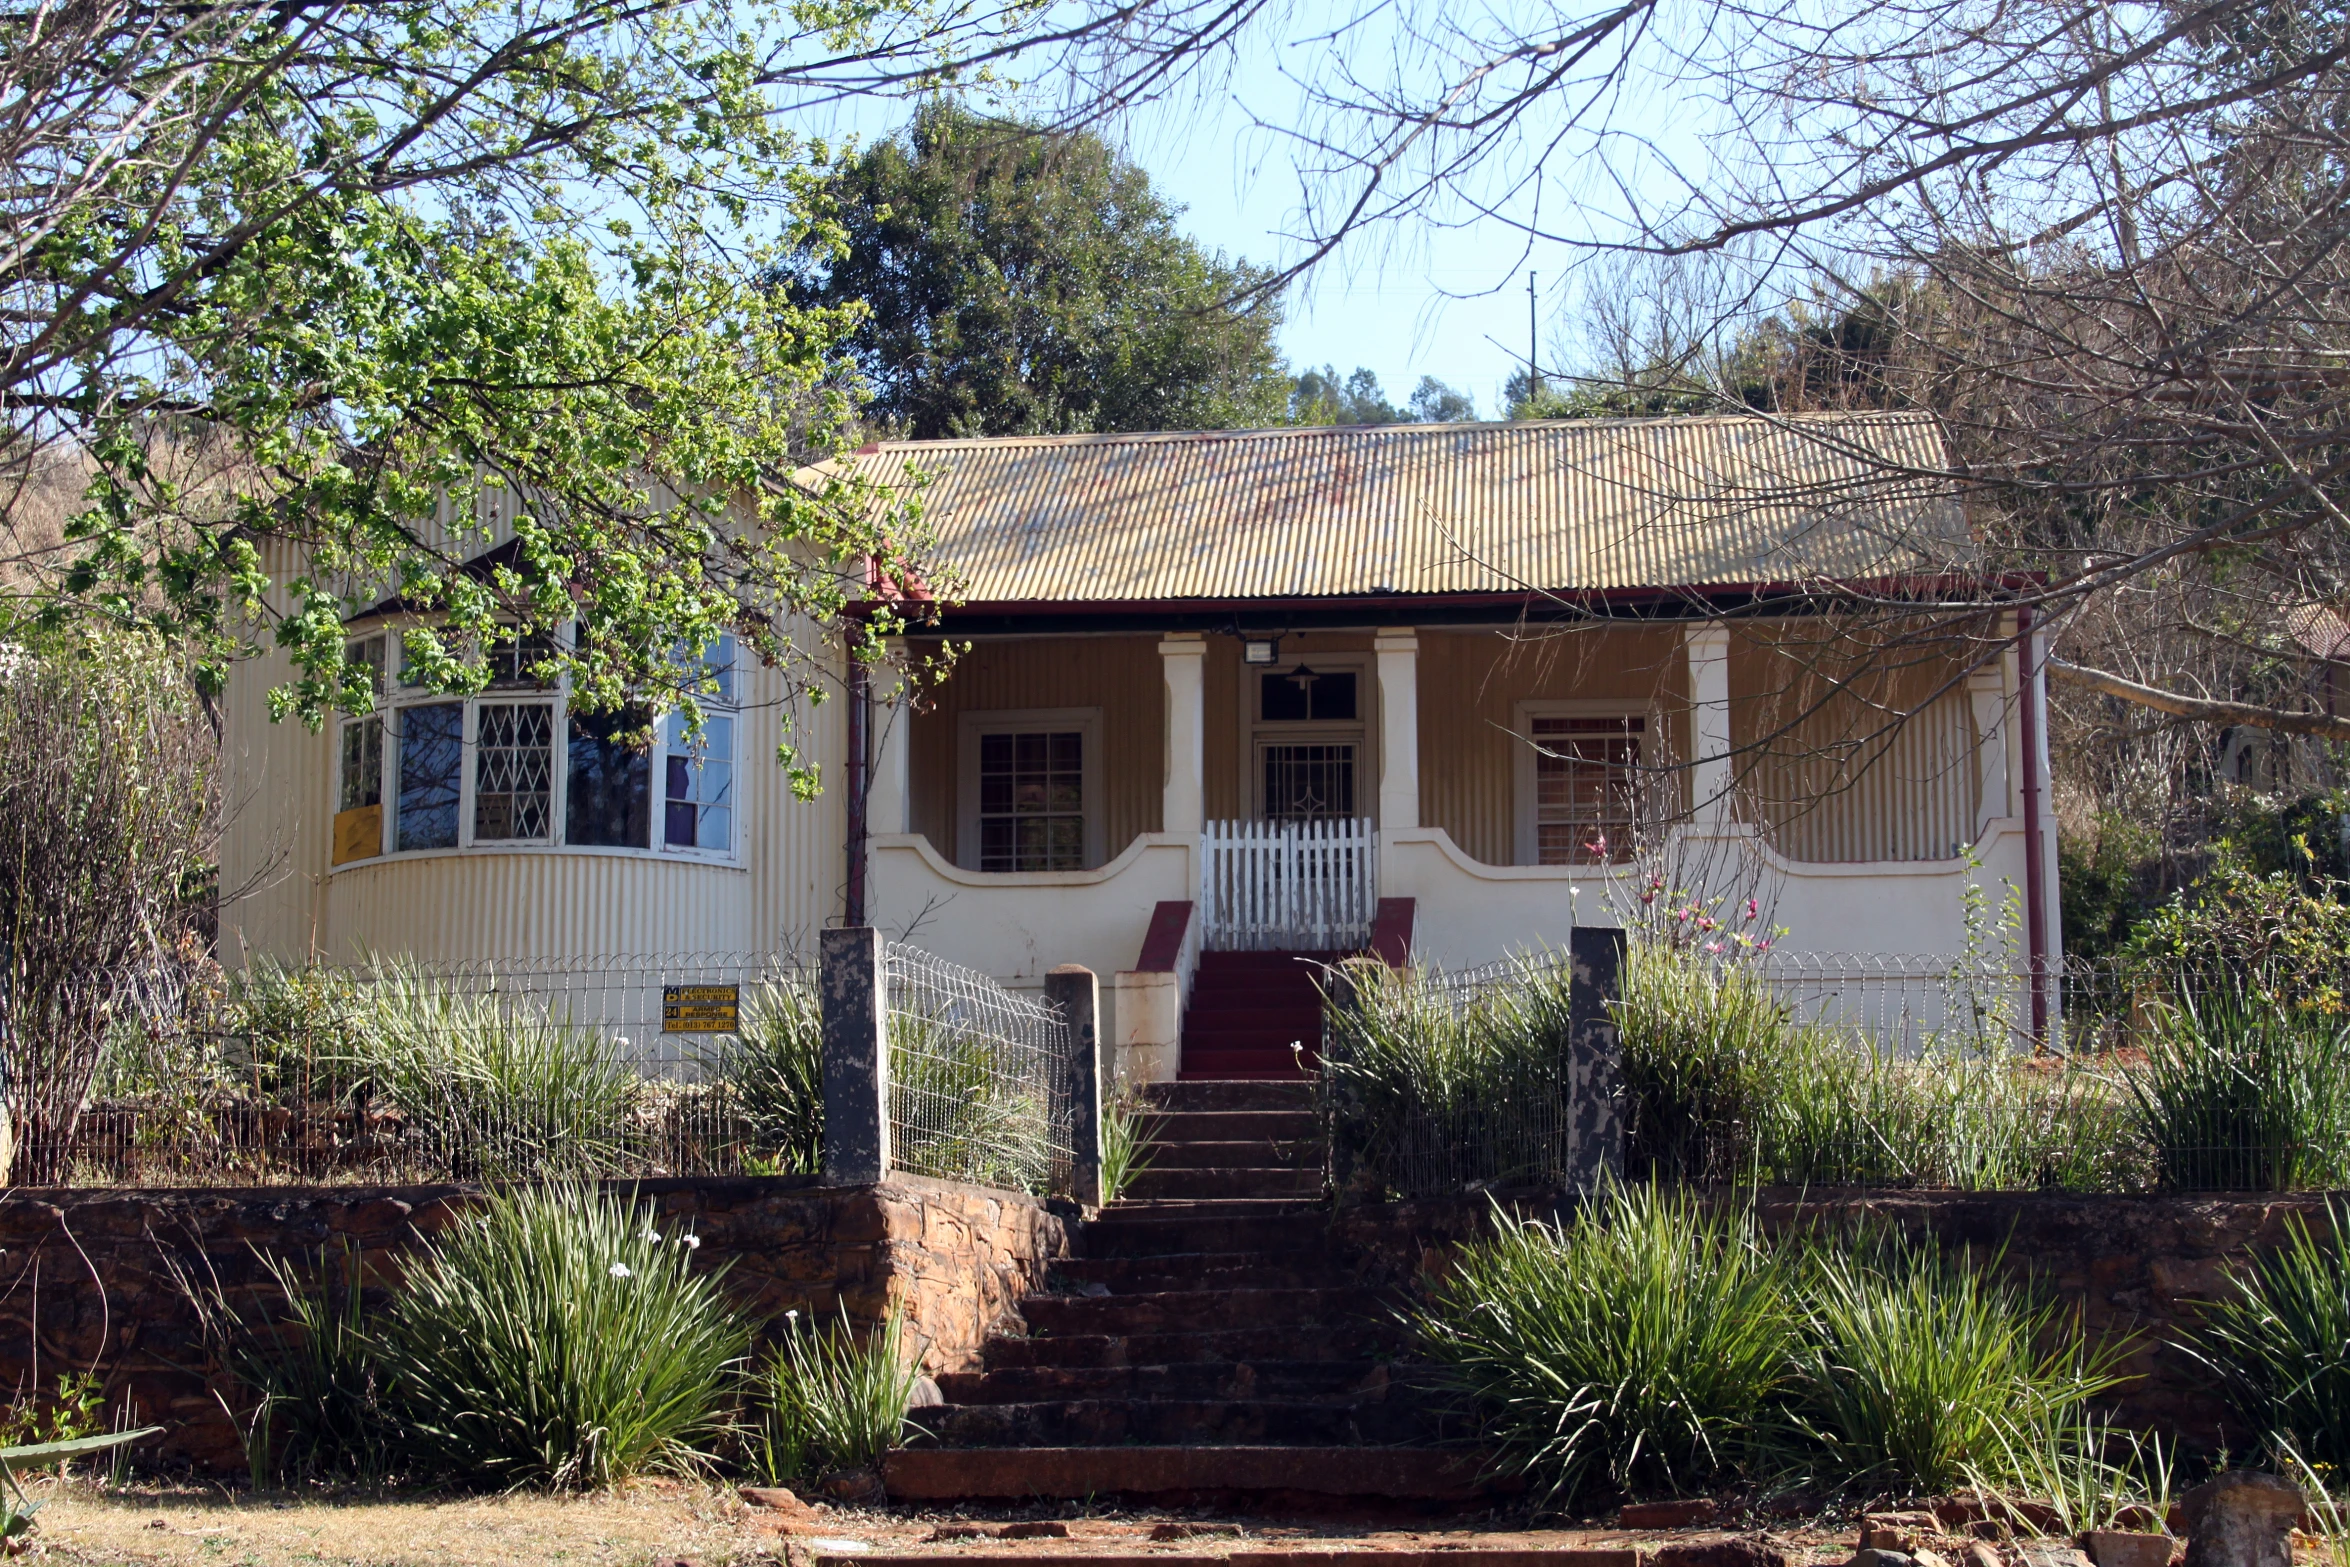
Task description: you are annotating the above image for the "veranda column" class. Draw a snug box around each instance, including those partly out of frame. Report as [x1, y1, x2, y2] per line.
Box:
[1374, 629, 1420, 831]
[1684, 622, 1733, 828]
[1158, 634, 1206, 837]
[867, 638, 912, 836]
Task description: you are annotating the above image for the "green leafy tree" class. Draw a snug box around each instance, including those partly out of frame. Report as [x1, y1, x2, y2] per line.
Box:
[788, 102, 1291, 440]
[0, 4, 1232, 752]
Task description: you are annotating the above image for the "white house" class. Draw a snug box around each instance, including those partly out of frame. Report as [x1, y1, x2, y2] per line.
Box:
[218, 412, 2059, 1079]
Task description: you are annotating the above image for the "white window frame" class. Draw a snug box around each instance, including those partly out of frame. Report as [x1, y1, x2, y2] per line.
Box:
[957, 707, 1103, 873]
[326, 621, 743, 871]
[1512, 699, 1657, 867]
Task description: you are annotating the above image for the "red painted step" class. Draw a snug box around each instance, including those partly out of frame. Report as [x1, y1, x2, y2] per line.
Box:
[1179, 950, 1351, 1079]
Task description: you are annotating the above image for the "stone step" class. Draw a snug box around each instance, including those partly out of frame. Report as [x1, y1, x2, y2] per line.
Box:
[934, 1358, 1397, 1405]
[981, 1323, 1411, 1370]
[1123, 1166, 1323, 1201]
[881, 1444, 1497, 1503]
[1023, 1286, 1367, 1337]
[915, 1394, 1439, 1449]
[1140, 1080, 1317, 1113]
[1139, 1108, 1320, 1141]
[1051, 1253, 1345, 1292]
[1135, 1138, 1322, 1171]
[1081, 1207, 1332, 1254]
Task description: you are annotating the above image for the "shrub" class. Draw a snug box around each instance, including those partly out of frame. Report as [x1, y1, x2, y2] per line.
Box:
[715, 979, 825, 1174]
[363, 962, 638, 1181]
[1320, 955, 1578, 1197]
[1790, 1237, 2120, 1493]
[1100, 1084, 1155, 1202]
[2131, 986, 2350, 1191]
[1412, 1185, 1799, 1504]
[2187, 1199, 2350, 1469]
[753, 1302, 923, 1483]
[373, 1183, 746, 1487]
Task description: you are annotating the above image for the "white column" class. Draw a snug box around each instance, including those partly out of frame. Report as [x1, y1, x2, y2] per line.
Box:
[1158, 634, 1205, 836]
[1375, 629, 1420, 830]
[867, 642, 912, 836]
[1684, 623, 1733, 828]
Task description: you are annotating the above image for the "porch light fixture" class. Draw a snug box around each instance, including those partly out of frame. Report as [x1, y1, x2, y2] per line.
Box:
[1243, 638, 1279, 665]
[1285, 664, 1321, 693]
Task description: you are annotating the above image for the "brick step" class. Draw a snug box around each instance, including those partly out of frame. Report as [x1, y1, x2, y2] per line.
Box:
[1140, 1080, 1317, 1112]
[1179, 1035, 1324, 1059]
[1132, 1138, 1322, 1172]
[1138, 1108, 1320, 1141]
[1023, 1286, 1369, 1337]
[1051, 1253, 1347, 1292]
[982, 1323, 1411, 1370]
[1185, 988, 1327, 1010]
[1123, 1167, 1323, 1201]
[914, 1393, 1441, 1449]
[881, 1444, 1496, 1503]
[1081, 1207, 1332, 1254]
[934, 1358, 1399, 1405]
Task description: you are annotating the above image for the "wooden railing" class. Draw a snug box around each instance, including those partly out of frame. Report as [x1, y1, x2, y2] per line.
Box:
[1200, 818, 1377, 952]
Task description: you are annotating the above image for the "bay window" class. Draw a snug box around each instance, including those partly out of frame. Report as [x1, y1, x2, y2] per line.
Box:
[330, 625, 737, 867]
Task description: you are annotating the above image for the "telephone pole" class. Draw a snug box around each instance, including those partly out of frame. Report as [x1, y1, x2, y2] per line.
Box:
[1526, 271, 1543, 399]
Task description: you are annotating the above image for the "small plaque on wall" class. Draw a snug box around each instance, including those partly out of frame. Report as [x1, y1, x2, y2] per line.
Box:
[662, 984, 740, 1033]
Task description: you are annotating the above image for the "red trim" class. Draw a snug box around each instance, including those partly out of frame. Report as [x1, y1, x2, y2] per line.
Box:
[2017, 606, 2050, 1046]
[1370, 898, 1415, 968]
[906, 577, 1990, 619]
[1134, 901, 1193, 972]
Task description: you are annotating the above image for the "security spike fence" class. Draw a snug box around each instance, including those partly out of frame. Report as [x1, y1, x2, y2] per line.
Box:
[53, 941, 1087, 1196]
[879, 941, 1078, 1197]
[1326, 939, 2350, 1201]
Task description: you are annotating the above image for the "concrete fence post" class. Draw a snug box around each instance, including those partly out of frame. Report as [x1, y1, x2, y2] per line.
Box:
[1045, 965, 1102, 1209]
[1566, 925, 1627, 1191]
[821, 926, 889, 1185]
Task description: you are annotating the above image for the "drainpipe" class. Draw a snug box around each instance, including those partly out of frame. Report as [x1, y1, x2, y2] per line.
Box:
[2017, 604, 2050, 1048]
[845, 650, 869, 929]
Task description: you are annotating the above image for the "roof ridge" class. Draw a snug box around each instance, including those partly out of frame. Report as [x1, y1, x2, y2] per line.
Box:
[853, 409, 1934, 454]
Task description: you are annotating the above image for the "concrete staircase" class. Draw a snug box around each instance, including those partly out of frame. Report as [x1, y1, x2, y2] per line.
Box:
[1177, 952, 1343, 1079]
[883, 1080, 1491, 1509]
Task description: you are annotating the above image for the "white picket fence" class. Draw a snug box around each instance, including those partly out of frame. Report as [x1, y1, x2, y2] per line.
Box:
[1201, 817, 1378, 952]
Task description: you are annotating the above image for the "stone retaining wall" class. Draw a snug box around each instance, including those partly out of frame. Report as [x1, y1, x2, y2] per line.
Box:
[1332, 1186, 2347, 1444]
[0, 1176, 1066, 1472]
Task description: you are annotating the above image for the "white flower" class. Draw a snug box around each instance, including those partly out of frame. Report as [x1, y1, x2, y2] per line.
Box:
[609, 1262, 634, 1279]
[681, 1234, 702, 1250]
[643, 1227, 662, 1244]
[785, 1308, 800, 1322]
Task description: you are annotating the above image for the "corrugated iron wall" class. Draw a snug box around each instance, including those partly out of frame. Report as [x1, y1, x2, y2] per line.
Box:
[904, 635, 1165, 866]
[1731, 629, 1980, 863]
[1417, 627, 1690, 865]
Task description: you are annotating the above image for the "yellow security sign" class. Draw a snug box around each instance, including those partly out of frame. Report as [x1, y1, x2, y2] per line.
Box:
[662, 984, 740, 1033]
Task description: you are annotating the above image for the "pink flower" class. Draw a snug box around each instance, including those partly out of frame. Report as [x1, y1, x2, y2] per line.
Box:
[1757, 937, 1774, 951]
[1640, 889, 1657, 905]
[1704, 941, 1724, 955]
[1744, 898, 1759, 920]
[1697, 917, 1716, 932]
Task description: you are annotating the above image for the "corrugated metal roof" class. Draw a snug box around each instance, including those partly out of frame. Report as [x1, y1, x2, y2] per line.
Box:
[825, 413, 1970, 603]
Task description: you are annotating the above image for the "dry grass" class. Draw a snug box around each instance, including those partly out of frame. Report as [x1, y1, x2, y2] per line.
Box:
[28, 1477, 854, 1566]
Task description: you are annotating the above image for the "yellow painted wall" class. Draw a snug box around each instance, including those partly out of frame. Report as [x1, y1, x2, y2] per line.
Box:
[1417, 626, 1689, 866]
[1728, 626, 1980, 863]
[906, 634, 1165, 867]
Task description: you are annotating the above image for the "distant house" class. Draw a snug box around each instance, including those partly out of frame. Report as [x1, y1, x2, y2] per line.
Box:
[218, 413, 2057, 1080]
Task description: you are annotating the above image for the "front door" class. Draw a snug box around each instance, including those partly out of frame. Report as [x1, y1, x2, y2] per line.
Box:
[1248, 661, 1364, 822]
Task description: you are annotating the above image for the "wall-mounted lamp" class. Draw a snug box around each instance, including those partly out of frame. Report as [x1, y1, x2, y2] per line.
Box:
[1242, 637, 1280, 665]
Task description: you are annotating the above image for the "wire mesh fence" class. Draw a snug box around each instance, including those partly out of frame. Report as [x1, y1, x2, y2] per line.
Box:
[1322, 942, 2350, 1199]
[881, 943, 1073, 1196]
[1320, 952, 1583, 1200]
[67, 951, 822, 1186]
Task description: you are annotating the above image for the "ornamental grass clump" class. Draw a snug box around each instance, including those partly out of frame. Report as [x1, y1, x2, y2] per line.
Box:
[753, 1301, 924, 1484]
[1613, 944, 1791, 1183]
[714, 978, 825, 1174]
[2187, 1198, 2350, 1469]
[373, 1183, 746, 1488]
[1412, 1183, 1799, 1504]
[1789, 1236, 2123, 1494]
[2131, 985, 2350, 1191]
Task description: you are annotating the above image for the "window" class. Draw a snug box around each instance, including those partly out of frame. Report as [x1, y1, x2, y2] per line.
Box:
[567, 706, 651, 848]
[334, 621, 738, 866]
[1260, 668, 1356, 723]
[978, 730, 1084, 871]
[474, 702, 555, 841]
[1530, 714, 1644, 865]
[1261, 743, 1357, 820]
[664, 712, 733, 852]
[396, 702, 465, 851]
